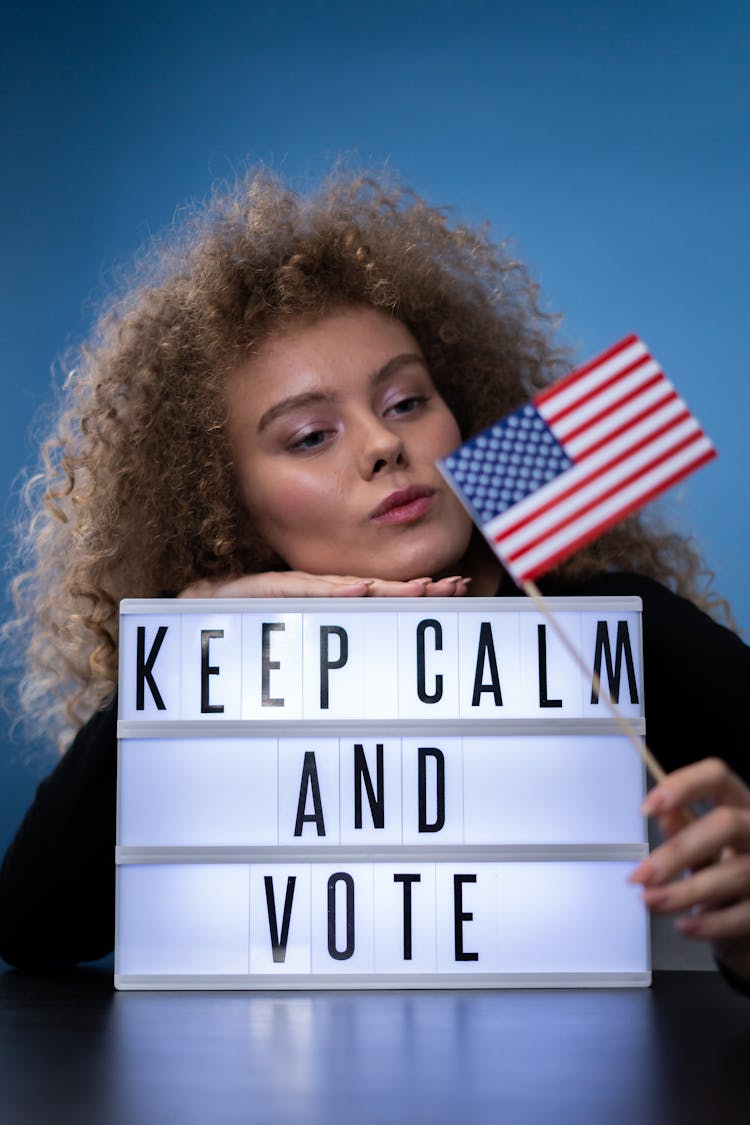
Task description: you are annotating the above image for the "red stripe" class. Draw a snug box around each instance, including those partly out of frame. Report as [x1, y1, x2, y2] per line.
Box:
[575, 395, 684, 462]
[518, 448, 717, 581]
[543, 353, 657, 426]
[535, 334, 641, 407]
[504, 433, 712, 565]
[554, 371, 666, 445]
[493, 411, 699, 544]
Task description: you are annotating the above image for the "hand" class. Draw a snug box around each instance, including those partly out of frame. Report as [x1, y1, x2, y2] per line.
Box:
[178, 571, 472, 599]
[629, 758, 750, 983]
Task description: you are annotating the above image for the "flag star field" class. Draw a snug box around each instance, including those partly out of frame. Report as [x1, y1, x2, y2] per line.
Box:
[440, 403, 574, 524]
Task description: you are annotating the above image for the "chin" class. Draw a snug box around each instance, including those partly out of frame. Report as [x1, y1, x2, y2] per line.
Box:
[382, 543, 466, 583]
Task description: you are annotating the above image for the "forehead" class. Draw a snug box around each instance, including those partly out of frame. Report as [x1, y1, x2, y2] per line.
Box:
[230, 307, 424, 393]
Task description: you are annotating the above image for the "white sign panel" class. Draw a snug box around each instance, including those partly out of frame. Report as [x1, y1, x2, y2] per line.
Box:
[115, 597, 649, 989]
[118, 601, 643, 722]
[116, 860, 647, 981]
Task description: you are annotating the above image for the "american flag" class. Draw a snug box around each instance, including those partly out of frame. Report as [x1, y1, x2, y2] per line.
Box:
[438, 334, 716, 585]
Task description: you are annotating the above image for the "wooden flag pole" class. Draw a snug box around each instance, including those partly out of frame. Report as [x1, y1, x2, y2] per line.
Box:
[521, 578, 667, 786]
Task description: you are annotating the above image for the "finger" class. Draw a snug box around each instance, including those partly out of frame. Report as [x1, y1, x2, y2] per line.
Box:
[654, 807, 736, 877]
[180, 572, 373, 599]
[629, 806, 750, 886]
[424, 576, 470, 597]
[641, 853, 750, 914]
[364, 578, 433, 597]
[675, 898, 750, 943]
[262, 574, 374, 597]
[656, 809, 688, 840]
[270, 573, 375, 597]
[641, 758, 750, 818]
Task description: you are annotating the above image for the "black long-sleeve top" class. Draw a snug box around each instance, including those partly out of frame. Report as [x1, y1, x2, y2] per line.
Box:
[1, 572, 749, 969]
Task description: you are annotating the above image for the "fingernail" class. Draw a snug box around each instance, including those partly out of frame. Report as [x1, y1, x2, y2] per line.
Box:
[676, 915, 701, 935]
[642, 789, 668, 815]
[628, 859, 662, 885]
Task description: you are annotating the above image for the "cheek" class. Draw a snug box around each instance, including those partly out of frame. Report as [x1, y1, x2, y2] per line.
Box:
[433, 411, 462, 457]
[246, 463, 340, 544]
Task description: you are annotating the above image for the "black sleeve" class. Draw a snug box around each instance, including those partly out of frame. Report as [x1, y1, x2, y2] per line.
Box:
[540, 571, 750, 784]
[0, 701, 117, 968]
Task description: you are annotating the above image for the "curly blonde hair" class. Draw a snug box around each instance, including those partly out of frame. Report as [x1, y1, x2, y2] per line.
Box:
[5, 167, 715, 749]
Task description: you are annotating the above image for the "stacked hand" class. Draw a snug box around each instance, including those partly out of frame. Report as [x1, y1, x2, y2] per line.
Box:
[630, 758, 750, 983]
[179, 571, 472, 599]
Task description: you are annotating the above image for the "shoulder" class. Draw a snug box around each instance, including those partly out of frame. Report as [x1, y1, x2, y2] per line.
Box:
[541, 571, 745, 648]
[539, 570, 749, 681]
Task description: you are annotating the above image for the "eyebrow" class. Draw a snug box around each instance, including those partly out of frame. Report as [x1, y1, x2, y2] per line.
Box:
[257, 352, 428, 432]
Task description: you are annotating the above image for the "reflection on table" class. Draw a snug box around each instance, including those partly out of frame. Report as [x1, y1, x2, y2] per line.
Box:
[1, 965, 748, 1124]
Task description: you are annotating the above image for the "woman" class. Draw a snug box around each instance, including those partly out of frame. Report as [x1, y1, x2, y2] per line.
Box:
[1, 169, 749, 982]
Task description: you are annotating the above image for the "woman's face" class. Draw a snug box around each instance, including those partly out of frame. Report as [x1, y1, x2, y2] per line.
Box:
[226, 306, 474, 581]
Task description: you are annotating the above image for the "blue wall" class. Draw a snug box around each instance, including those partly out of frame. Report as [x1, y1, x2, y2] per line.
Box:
[2, 0, 748, 851]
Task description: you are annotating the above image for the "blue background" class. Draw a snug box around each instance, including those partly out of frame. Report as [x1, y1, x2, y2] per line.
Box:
[1, 0, 748, 855]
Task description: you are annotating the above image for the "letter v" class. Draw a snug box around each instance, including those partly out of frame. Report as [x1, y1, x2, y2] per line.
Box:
[264, 875, 297, 963]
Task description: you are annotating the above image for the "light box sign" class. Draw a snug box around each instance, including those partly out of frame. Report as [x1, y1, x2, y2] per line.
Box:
[114, 597, 650, 989]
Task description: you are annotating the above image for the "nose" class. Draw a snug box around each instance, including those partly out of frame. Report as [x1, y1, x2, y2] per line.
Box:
[356, 414, 407, 479]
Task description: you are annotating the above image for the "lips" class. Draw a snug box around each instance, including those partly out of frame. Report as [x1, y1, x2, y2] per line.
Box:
[370, 485, 436, 524]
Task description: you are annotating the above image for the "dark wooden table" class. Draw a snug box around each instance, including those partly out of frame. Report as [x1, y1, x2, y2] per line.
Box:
[1, 964, 748, 1124]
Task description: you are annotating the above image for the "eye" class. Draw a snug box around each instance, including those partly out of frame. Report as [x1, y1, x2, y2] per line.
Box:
[289, 428, 331, 451]
[387, 394, 429, 417]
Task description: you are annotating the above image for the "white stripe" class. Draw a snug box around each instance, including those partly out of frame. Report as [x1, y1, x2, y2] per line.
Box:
[538, 339, 648, 418]
[564, 387, 685, 459]
[505, 437, 714, 579]
[498, 419, 702, 557]
[545, 358, 662, 439]
[483, 405, 698, 542]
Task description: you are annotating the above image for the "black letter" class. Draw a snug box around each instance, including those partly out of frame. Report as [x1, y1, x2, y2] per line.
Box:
[417, 619, 443, 703]
[327, 872, 355, 960]
[418, 747, 445, 833]
[294, 751, 326, 836]
[201, 629, 224, 713]
[354, 743, 385, 829]
[394, 873, 421, 960]
[538, 624, 562, 708]
[262, 622, 285, 707]
[472, 622, 503, 706]
[264, 876, 296, 963]
[591, 620, 639, 705]
[136, 625, 167, 710]
[454, 874, 479, 961]
[320, 625, 348, 709]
